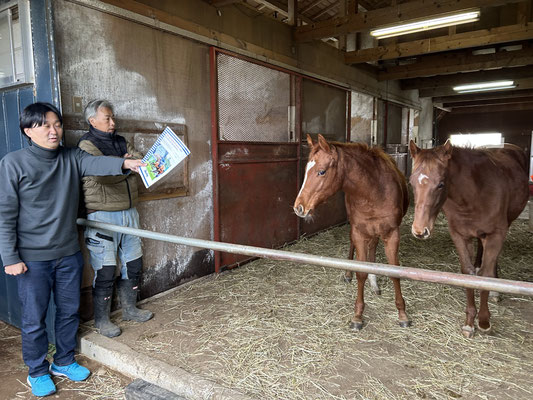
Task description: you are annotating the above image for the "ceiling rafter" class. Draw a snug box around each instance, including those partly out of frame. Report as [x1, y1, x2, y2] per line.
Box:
[345, 22, 533, 64]
[294, 0, 526, 42]
[400, 65, 533, 90]
[418, 76, 533, 97]
[378, 46, 533, 80]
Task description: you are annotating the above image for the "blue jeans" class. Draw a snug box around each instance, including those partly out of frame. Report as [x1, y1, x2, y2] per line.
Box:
[16, 252, 84, 377]
[84, 208, 143, 282]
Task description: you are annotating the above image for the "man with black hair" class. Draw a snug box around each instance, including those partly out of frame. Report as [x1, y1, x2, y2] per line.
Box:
[0, 102, 145, 397]
[78, 100, 153, 339]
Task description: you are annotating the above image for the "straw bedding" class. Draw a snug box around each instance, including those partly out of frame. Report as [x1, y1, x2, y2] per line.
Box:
[114, 208, 533, 400]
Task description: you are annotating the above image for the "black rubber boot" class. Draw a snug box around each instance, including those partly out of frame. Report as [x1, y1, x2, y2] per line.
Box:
[117, 279, 153, 322]
[93, 289, 121, 338]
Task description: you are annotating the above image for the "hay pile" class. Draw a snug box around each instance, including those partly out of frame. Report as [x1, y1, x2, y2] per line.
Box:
[131, 209, 533, 400]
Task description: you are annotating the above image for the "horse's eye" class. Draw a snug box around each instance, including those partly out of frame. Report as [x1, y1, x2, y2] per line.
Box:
[318, 170, 326, 176]
[437, 182, 445, 189]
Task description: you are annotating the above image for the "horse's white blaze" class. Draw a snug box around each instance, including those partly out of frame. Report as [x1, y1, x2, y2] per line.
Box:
[297, 160, 316, 200]
[418, 173, 429, 185]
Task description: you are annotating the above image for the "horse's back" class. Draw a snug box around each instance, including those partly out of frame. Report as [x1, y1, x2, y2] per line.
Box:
[491, 145, 529, 222]
[453, 145, 528, 225]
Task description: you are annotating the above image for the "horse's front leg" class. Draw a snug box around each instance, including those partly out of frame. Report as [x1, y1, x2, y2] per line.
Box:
[344, 243, 355, 283]
[350, 233, 370, 331]
[383, 229, 410, 328]
[345, 240, 380, 295]
[367, 237, 380, 295]
[449, 231, 477, 338]
[477, 231, 506, 333]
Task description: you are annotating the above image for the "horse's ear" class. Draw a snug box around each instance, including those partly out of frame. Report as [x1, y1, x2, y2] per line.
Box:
[442, 139, 453, 159]
[306, 134, 314, 148]
[317, 134, 331, 153]
[409, 140, 420, 157]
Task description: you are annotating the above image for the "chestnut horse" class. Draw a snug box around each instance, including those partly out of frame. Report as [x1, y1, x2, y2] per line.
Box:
[409, 141, 528, 338]
[294, 134, 410, 330]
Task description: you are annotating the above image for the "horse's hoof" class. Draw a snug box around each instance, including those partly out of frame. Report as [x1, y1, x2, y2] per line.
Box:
[372, 288, 382, 296]
[398, 319, 411, 328]
[349, 320, 363, 331]
[461, 325, 475, 339]
[343, 276, 352, 283]
[478, 322, 492, 334]
[489, 291, 500, 302]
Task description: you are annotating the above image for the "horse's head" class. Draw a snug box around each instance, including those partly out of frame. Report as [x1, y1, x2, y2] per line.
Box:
[408, 140, 452, 239]
[293, 134, 341, 218]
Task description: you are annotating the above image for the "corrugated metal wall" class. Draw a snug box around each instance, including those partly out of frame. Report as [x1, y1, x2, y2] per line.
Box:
[0, 0, 60, 332]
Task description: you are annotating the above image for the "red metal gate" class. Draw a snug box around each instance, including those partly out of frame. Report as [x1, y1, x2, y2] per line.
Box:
[210, 48, 349, 272]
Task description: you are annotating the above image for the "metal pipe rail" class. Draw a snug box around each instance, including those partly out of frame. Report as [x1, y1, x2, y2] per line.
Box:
[77, 218, 533, 296]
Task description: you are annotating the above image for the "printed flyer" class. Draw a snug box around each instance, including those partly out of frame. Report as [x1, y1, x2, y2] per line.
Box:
[138, 127, 191, 188]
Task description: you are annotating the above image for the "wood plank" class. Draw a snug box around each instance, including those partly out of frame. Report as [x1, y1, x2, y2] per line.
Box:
[443, 95, 533, 107]
[418, 76, 533, 97]
[378, 46, 533, 80]
[345, 22, 533, 63]
[434, 88, 533, 102]
[295, 0, 525, 42]
[400, 65, 533, 90]
[449, 102, 533, 113]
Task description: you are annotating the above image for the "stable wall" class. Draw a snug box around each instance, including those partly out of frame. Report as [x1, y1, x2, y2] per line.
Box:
[51, 0, 419, 314]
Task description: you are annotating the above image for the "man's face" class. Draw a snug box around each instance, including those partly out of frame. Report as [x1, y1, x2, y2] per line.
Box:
[89, 106, 115, 133]
[24, 111, 63, 149]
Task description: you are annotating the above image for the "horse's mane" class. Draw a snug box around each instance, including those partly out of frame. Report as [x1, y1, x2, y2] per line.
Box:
[327, 141, 403, 174]
[415, 144, 528, 173]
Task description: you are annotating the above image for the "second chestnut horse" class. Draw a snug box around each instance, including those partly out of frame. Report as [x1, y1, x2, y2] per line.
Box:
[294, 134, 410, 330]
[409, 140, 528, 337]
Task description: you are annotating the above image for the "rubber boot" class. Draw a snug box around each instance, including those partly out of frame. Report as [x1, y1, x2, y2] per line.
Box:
[93, 289, 121, 338]
[117, 279, 153, 322]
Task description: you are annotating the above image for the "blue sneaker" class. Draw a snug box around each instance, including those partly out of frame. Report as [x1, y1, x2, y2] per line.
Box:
[27, 374, 56, 397]
[50, 362, 90, 381]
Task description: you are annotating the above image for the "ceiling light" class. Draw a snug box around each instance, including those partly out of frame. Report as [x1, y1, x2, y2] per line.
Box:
[370, 10, 480, 39]
[453, 80, 516, 93]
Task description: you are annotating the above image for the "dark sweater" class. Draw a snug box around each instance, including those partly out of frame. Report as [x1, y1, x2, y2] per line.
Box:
[0, 143, 126, 265]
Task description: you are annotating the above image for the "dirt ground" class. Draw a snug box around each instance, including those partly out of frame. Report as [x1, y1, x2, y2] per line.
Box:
[104, 209, 533, 400]
[0, 322, 131, 400]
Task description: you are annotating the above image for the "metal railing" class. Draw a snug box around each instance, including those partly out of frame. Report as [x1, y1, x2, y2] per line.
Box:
[77, 218, 533, 296]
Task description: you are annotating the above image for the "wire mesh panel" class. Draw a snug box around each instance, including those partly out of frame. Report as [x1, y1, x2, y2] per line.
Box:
[301, 79, 347, 142]
[217, 53, 291, 142]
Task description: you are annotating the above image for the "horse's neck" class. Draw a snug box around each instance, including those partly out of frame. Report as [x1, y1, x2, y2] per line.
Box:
[446, 151, 479, 203]
[338, 147, 373, 194]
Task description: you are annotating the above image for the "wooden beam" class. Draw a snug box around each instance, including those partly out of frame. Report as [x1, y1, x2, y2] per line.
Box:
[418, 76, 533, 97]
[401, 65, 533, 90]
[346, 22, 533, 64]
[443, 95, 533, 107]
[287, 0, 295, 25]
[294, 0, 525, 42]
[378, 46, 533, 80]
[210, 0, 240, 6]
[449, 102, 533, 113]
[434, 88, 533, 102]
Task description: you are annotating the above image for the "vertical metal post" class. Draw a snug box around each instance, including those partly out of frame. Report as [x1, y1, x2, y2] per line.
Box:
[209, 47, 221, 273]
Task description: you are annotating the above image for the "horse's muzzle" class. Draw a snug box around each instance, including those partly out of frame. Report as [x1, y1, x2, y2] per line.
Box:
[412, 226, 431, 240]
[294, 204, 308, 218]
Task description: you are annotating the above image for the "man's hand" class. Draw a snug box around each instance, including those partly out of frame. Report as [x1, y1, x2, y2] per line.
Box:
[123, 159, 146, 173]
[5, 262, 27, 275]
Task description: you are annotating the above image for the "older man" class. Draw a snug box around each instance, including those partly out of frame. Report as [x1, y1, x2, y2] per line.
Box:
[78, 100, 153, 339]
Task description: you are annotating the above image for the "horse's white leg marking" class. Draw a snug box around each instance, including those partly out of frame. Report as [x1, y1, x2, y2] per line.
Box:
[368, 274, 380, 294]
[297, 160, 316, 199]
[418, 173, 429, 185]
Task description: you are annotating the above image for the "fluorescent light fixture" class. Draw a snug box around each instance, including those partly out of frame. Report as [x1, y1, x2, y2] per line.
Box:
[453, 80, 516, 93]
[370, 10, 480, 39]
